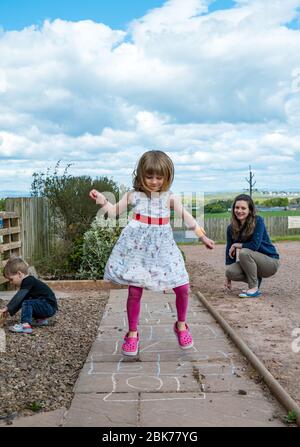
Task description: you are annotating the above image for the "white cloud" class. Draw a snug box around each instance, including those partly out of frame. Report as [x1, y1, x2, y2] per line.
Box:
[1, 0, 300, 193]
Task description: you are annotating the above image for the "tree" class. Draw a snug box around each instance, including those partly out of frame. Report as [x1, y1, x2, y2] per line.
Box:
[204, 199, 232, 214]
[262, 197, 289, 207]
[31, 161, 120, 242]
[30, 161, 122, 275]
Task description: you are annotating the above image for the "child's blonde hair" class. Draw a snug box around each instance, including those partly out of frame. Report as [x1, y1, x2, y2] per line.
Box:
[133, 150, 174, 193]
[4, 256, 29, 277]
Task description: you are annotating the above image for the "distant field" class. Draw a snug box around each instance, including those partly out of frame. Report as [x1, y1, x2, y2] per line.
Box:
[204, 210, 300, 219]
[203, 192, 300, 203]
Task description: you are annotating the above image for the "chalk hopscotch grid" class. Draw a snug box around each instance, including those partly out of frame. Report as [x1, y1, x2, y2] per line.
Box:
[87, 345, 236, 402]
[90, 296, 236, 402]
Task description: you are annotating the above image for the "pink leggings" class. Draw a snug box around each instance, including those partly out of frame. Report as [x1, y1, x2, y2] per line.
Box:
[127, 284, 189, 331]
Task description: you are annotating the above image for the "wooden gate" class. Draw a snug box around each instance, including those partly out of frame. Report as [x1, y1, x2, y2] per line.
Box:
[0, 212, 21, 285]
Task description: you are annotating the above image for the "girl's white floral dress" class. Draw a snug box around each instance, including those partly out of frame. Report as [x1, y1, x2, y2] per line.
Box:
[104, 190, 189, 291]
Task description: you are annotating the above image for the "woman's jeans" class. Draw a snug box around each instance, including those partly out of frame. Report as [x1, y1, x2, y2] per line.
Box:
[226, 248, 280, 289]
[21, 299, 57, 324]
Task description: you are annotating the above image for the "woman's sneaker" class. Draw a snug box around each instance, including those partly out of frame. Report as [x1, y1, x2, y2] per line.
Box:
[239, 290, 262, 298]
[121, 333, 139, 356]
[9, 323, 33, 334]
[242, 277, 262, 294]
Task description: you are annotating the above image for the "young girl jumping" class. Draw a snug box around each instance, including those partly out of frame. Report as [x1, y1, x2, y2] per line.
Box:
[89, 150, 214, 356]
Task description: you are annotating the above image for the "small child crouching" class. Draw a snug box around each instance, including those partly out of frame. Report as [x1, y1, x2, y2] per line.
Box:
[0, 256, 58, 334]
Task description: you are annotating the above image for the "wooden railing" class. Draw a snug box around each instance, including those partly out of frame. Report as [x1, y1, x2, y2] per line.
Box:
[0, 212, 21, 285]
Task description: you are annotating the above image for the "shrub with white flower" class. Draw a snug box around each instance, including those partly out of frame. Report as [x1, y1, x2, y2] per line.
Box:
[77, 215, 122, 280]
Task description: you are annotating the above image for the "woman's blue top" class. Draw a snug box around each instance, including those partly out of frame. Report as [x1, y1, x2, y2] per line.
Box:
[226, 215, 279, 265]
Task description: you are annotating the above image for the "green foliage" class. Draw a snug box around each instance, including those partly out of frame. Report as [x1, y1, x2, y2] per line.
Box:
[0, 198, 5, 211]
[34, 240, 76, 278]
[68, 236, 85, 272]
[204, 199, 232, 214]
[271, 235, 300, 242]
[261, 197, 289, 207]
[289, 197, 300, 205]
[31, 161, 120, 242]
[30, 161, 122, 276]
[283, 410, 297, 424]
[27, 401, 43, 412]
[77, 216, 122, 280]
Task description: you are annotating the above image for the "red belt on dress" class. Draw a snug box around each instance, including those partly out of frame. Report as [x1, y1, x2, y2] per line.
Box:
[133, 213, 170, 225]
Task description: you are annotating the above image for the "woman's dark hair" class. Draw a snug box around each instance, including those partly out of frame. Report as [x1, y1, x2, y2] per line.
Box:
[231, 194, 257, 240]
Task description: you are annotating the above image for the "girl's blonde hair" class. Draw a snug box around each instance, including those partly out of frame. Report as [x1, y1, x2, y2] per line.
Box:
[133, 150, 174, 193]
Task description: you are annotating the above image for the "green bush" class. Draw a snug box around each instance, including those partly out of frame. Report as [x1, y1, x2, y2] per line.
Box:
[34, 240, 77, 278]
[77, 216, 122, 280]
[30, 161, 124, 276]
[31, 161, 121, 243]
[290, 198, 300, 205]
[261, 197, 289, 207]
[0, 198, 5, 211]
[204, 200, 232, 214]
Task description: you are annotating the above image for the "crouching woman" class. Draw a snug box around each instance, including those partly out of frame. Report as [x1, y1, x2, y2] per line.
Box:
[225, 194, 280, 298]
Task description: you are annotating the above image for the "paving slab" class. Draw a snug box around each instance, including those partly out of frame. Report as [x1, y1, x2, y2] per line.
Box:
[100, 312, 214, 326]
[64, 393, 139, 427]
[87, 340, 235, 364]
[139, 392, 284, 427]
[96, 323, 225, 341]
[62, 289, 286, 427]
[74, 360, 262, 394]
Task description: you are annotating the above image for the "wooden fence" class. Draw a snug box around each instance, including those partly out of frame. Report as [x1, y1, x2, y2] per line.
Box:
[0, 212, 21, 285]
[174, 215, 300, 242]
[5, 197, 51, 265]
[4, 198, 300, 262]
[207, 215, 300, 240]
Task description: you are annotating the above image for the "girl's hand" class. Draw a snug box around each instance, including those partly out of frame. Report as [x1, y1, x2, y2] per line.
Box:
[89, 189, 108, 206]
[201, 235, 215, 250]
[224, 278, 232, 290]
[229, 244, 236, 259]
[89, 189, 100, 201]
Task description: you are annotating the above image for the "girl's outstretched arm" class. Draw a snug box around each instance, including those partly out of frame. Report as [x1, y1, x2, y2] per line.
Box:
[170, 194, 215, 249]
[89, 189, 132, 218]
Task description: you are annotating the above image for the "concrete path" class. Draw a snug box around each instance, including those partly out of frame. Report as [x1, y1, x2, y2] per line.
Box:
[62, 289, 285, 427]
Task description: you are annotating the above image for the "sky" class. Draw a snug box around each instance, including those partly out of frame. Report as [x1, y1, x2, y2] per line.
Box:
[1, 0, 300, 195]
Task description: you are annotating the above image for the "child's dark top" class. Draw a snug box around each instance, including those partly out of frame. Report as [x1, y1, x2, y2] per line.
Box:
[226, 215, 280, 265]
[7, 275, 58, 316]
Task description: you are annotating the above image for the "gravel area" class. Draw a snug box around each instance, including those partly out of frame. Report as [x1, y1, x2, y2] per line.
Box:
[0, 289, 108, 422]
[182, 241, 300, 408]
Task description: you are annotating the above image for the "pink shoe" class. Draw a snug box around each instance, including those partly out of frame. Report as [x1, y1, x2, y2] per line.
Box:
[121, 333, 139, 356]
[174, 322, 193, 349]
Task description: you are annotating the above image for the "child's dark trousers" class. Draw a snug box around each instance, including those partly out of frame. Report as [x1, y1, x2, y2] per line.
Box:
[21, 299, 56, 324]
